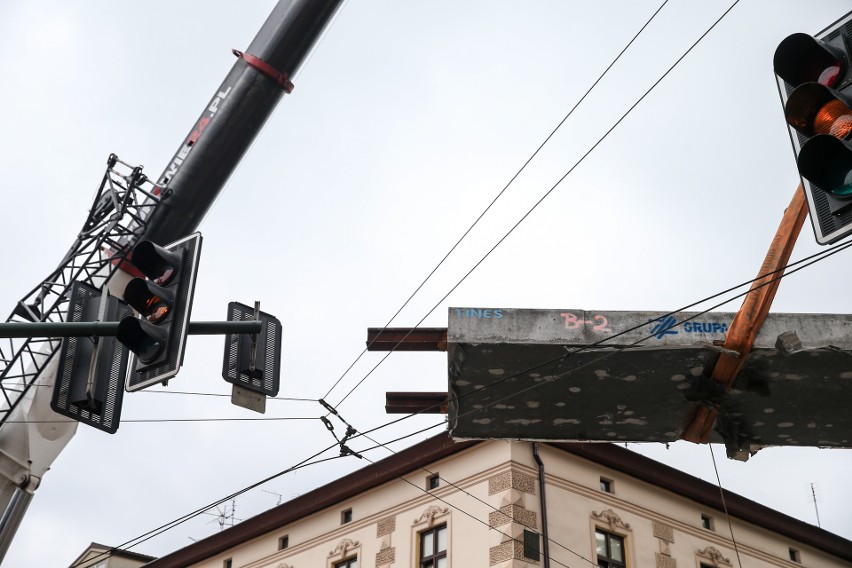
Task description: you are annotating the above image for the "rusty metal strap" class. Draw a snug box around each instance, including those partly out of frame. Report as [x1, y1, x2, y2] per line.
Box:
[681, 185, 808, 444]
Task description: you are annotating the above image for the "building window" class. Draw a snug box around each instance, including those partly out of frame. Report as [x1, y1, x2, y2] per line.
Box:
[341, 508, 353, 524]
[427, 473, 440, 490]
[223, 559, 232, 568]
[335, 558, 358, 568]
[600, 477, 613, 493]
[701, 514, 714, 530]
[524, 529, 541, 561]
[595, 529, 626, 568]
[278, 534, 289, 550]
[789, 547, 801, 563]
[420, 523, 448, 568]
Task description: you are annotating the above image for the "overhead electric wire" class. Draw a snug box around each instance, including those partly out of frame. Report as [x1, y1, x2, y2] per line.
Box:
[138, 390, 319, 402]
[6, 416, 320, 424]
[709, 445, 745, 568]
[320, 0, 672, 403]
[328, 0, 743, 411]
[77, 422, 449, 568]
[70, 441, 346, 568]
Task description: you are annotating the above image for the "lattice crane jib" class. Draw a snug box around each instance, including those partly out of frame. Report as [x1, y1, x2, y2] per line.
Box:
[0, 155, 160, 426]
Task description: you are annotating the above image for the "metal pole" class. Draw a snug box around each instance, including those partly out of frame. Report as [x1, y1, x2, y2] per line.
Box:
[0, 320, 262, 338]
[0, 485, 34, 562]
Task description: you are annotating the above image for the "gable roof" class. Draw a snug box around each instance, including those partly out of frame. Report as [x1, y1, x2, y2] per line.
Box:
[70, 541, 157, 567]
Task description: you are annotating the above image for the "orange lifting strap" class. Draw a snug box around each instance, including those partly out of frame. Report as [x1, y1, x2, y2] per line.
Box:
[681, 185, 808, 444]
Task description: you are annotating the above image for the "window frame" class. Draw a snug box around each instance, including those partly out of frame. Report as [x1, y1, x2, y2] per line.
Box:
[419, 522, 448, 568]
[789, 547, 801, 563]
[427, 473, 440, 490]
[595, 528, 626, 568]
[334, 557, 358, 568]
[600, 477, 614, 494]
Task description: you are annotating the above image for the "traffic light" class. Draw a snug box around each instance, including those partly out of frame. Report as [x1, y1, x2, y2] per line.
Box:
[119, 232, 202, 392]
[774, 12, 852, 244]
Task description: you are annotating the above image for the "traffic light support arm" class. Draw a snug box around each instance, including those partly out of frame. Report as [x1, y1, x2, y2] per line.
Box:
[0, 320, 262, 339]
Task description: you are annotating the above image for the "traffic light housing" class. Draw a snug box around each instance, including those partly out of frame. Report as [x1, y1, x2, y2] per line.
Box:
[774, 12, 852, 244]
[119, 232, 202, 391]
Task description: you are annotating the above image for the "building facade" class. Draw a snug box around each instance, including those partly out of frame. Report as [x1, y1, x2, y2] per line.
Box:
[144, 435, 851, 568]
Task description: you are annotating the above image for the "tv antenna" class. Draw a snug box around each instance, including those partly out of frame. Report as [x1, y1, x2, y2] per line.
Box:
[203, 499, 243, 531]
[263, 489, 283, 506]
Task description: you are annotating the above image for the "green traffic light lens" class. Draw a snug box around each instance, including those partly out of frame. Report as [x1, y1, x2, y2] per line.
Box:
[798, 134, 852, 200]
[829, 172, 852, 197]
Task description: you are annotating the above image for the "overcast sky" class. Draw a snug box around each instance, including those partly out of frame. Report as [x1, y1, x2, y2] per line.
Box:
[1, 0, 851, 565]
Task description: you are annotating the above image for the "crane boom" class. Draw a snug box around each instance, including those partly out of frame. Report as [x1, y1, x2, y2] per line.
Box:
[0, 0, 343, 560]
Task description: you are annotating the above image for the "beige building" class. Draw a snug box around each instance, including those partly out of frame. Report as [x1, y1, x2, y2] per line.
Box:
[143, 435, 851, 568]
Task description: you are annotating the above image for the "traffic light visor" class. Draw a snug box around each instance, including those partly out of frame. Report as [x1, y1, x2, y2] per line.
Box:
[774, 33, 844, 88]
[798, 134, 852, 198]
[123, 278, 174, 323]
[130, 240, 181, 285]
[785, 82, 852, 138]
[117, 317, 168, 364]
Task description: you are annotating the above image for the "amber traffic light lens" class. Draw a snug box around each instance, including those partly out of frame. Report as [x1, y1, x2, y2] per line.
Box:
[812, 99, 852, 138]
[144, 296, 170, 323]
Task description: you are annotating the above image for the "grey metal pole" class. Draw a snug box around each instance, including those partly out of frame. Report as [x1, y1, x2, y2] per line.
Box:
[0, 485, 34, 562]
[0, 320, 262, 338]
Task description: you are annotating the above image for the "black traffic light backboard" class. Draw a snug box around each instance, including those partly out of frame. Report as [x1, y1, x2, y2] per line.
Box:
[774, 11, 852, 244]
[52, 282, 131, 434]
[120, 232, 202, 392]
[222, 302, 282, 397]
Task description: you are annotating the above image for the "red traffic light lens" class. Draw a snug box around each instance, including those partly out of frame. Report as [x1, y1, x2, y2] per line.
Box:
[818, 65, 841, 87]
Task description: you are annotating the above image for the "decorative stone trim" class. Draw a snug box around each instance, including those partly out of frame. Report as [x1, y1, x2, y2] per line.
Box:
[490, 541, 514, 565]
[656, 552, 677, 568]
[488, 505, 537, 529]
[697, 546, 731, 566]
[488, 470, 536, 495]
[489, 508, 511, 528]
[375, 545, 395, 566]
[653, 521, 674, 543]
[592, 509, 631, 530]
[376, 516, 395, 537]
[489, 540, 540, 565]
[275, 563, 293, 568]
[328, 538, 360, 557]
[413, 505, 449, 527]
